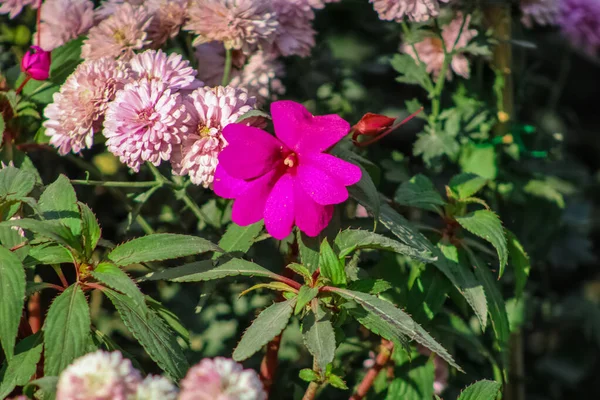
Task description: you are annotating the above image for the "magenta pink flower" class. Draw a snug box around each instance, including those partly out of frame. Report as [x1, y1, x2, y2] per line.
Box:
[21, 46, 51, 81]
[214, 101, 361, 239]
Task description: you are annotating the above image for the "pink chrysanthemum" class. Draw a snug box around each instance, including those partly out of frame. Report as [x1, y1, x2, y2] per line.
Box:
[308, 0, 341, 9]
[179, 357, 266, 400]
[145, 0, 188, 48]
[214, 101, 362, 239]
[130, 49, 201, 91]
[44, 58, 130, 155]
[104, 79, 186, 171]
[184, 0, 278, 54]
[82, 2, 152, 60]
[558, 0, 600, 55]
[93, 0, 144, 21]
[0, 0, 37, 19]
[56, 351, 142, 400]
[271, 0, 316, 57]
[171, 86, 259, 187]
[230, 51, 286, 104]
[36, 0, 94, 52]
[521, 0, 558, 27]
[132, 375, 178, 400]
[371, 0, 449, 22]
[402, 13, 477, 80]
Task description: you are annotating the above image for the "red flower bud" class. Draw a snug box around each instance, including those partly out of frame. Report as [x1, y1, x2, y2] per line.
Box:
[21, 46, 51, 81]
[352, 113, 396, 137]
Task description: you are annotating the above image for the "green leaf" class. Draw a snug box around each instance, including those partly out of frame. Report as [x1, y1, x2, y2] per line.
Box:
[24, 243, 73, 267]
[43, 284, 90, 376]
[319, 239, 346, 286]
[506, 230, 530, 298]
[0, 246, 26, 360]
[233, 298, 295, 362]
[216, 221, 263, 256]
[0, 218, 81, 252]
[239, 282, 297, 297]
[23, 376, 58, 400]
[386, 356, 434, 400]
[455, 210, 508, 277]
[348, 279, 392, 295]
[108, 233, 221, 266]
[457, 380, 502, 400]
[348, 306, 409, 352]
[286, 263, 313, 283]
[333, 288, 461, 370]
[449, 173, 488, 200]
[378, 203, 434, 256]
[298, 231, 321, 273]
[413, 132, 460, 166]
[523, 177, 574, 208]
[334, 229, 434, 262]
[394, 174, 445, 212]
[328, 374, 348, 390]
[91, 262, 145, 307]
[303, 305, 336, 370]
[407, 267, 451, 323]
[390, 54, 431, 89]
[79, 202, 101, 259]
[0, 165, 36, 201]
[39, 175, 81, 236]
[295, 285, 319, 315]
[459, 143, 497, 180]
[105, 289, 189, 379]
[0, 333, 43, 399]
[235, 109, 271, 123]
[146, 297, 190, 345]
[26, 281, 59, 296]
[299, 368, 319, 382]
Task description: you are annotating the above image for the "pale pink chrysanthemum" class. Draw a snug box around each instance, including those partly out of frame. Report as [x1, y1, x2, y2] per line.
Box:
[0, 0, 37, 19]
[131, 375, 178, 400]
[230, 51, 286, 104]
[36, 0, 94, 52]
[44, 58, 130, 155]
[171, 86, 260, 187]
[130, 49, 202, 91]
[184, 0, 278, 54]
[93, 0, 144, 21]
[308, 0, 341, 9]
[82, 3, 152, 60]
[104, 79, 186, 171]
[145, 0, 188, 48]
[195, 42, 247, 86]
[402, 13, 477, 80]
[179, 357, 266, 400]
[271, 0, 316, 57]
[56, 351, 142, 400]
[521, 0, 558, 27]
[371, 0, 449, 22]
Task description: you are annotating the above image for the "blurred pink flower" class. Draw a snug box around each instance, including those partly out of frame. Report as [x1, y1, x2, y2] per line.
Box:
[81, 2, 152, 60]
[179, 357, 266, 400]
[21, 46, 51, 81]
[371, 0, 449, 22]
[402, 13, 477, 80]
[308, 0, 341, 8]
[171, 86, 259, 187]
[229, 51, 286, 104]
[521, 0, 558, 27]
[214, 101, 361, 239]
[44, 57, 130, 155]
[145, 0, 188, 48]
[184, 0, 278, 54]
[104, 79, 186, 171]
[195, 42, 247, 86]
[0, 0, 37, 19]
[558, 0, 600, 55]
[93, 0, 144, 21]
[56, 351, 142, 400]
[130, 49, 201, 91]
[271, 0, 316, 57]
[132, 375, 178, 400]
[36, 0, 94, 51]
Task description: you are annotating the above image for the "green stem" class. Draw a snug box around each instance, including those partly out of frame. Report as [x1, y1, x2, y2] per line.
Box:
[71, 180, 164, 188]
[180, 191, 215, 228]
[221, 47, 232, 86]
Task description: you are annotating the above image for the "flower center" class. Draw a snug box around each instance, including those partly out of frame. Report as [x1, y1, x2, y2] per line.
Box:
[283, 153, 297, 168]
[197, 125, 212, 138]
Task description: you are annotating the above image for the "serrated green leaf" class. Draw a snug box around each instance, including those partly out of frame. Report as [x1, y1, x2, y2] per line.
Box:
[286, 263, 313, 283]
[386, 356, 434, 400]
[146, 297, 190, 345]
[457, 380, 502, 400]
[105, 289, 189, 379]
[24, 243, 73, 267]
[407, 267, 451, 323]
[348, 279, 392, 295]
[239, 282, 297, 297]
[298, 231, 321, 273]
[348, 307, 409, 352]
[328, 374, 348, 390]
[319, 239, 346, 286]
[233, 298, 295, 361]
[394, 174, 445, 212]
[334, 229, 434, 262]
[25, 281, 59, 296]
[299, 368, 319, 382]
[0, 332, 43, 399]
[108, 233, 221, 266]
[459, 143, 497, 180]
[79, 202, 101, 259]
[0, 165, 35, 201]
[378, 203, 435, 256]
[414, 132, 460, 166]
[449, 173, 488, 200]
[295, 286, 319, 315]
[23, 376, 58, 400]
[43, 284, 90, 376]
[303, 305, 336, 370]
[91, 262, 145, 307]
[506, 230, 530, 298]
[390, 54, 431, 89]
[216, 221, 263, 257]
[455, 210, 508, 277]
[0, 224, 28, 259]
[0, 247, 25, 361]
[333, 288, 460, 370]
[39, 175, 81, 236]
[0, 218, 81, 252]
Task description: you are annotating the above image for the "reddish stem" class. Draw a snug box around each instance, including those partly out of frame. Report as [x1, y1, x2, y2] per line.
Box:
[84, 282, 106, 291]
[28, 292, 42, 333]
[9, 241, 27, 251]
[354, 107, 424, 148]
[52, 265, 69, 288]
[349, 339, 395, 400]
[15, 76, 31, 95]
[271, 274, 301, 290]
[260, 331, 282, 396]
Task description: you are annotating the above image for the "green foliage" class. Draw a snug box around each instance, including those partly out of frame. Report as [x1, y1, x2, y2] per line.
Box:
[394, 174, 446, 212]
[386, 354, 435, 400]
[39, 174, 81, 236]
[391, 54, 431, 89]
[506, 230, 530, 298]
[319, 239, 346, 286]
[0, 246, 25, 361]
[302, 305, 336, 371]
[295, 285, 319, 315]
[0, 333, 43, 399]
[78, 202, 101, 259]
[457, 380, 502, 400]
[216, 221, 263, 256]
[91, 262, 145, 307]
[448, 173, 488, 200]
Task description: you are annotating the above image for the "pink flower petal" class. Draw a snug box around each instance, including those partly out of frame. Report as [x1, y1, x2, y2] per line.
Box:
[264, 173, 295, 240]
[294, 184, 333, 237]
[270, 100, 311, 151]
[231, 169, 279, 226]
[220, 124, 284, 180]
[301, 153, 362, 186]
[213, 165, 250, 199]
[296, 164, 349, 205]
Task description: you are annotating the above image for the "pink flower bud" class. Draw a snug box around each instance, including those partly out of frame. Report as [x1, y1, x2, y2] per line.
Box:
[21, 46, 51, 81]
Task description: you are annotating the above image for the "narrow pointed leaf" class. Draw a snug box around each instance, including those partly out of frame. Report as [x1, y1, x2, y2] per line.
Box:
[24, 243, 73, 267]
[506, 230, 530, 298]
[0, 218, 81, 253]
[295, 286, 319, 315]
[286, 263, 313, 283]
[394, 174, 445, 212]
[449, 173, 488, 199]
[216, 221, 263, 257]
[0, 247, 25, 360]
[334, 229, 433, 262]
[91, 262, 145, 307]
[0, 333, 44, 399]
[457, 380, 502, 400]
[38, 175, 81, 236]
[319, 239, 346, 286]
[79, 202, 101, 259]
[378, 203, 434, 256]
[302, 305, 336, 370]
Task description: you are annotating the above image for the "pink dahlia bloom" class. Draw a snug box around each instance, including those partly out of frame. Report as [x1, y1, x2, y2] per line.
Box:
[0, 0, 37, 19]
[403, 13, 477, 80]
[36, 0, 94, 51]
[179, 357, 266, 400]
[371, 0, 449, 22]
[130, 49, 201, 91]
[271, 0, 316, 57]
[132, 375, 178, 400]
[56, 351, 142, 400]
[145, 0, 188, 48]
[214, 101, 361, 239]
[44, 58, 130, 155]
[184, 0, 278, 54]
[171, 86, 259, 187]
[521, 0, 558, 27]
[230, 51, 286, 104]
[558, 0, 600, 55]
[104, 79, 186, 171]
[81, 3, 152, 60]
